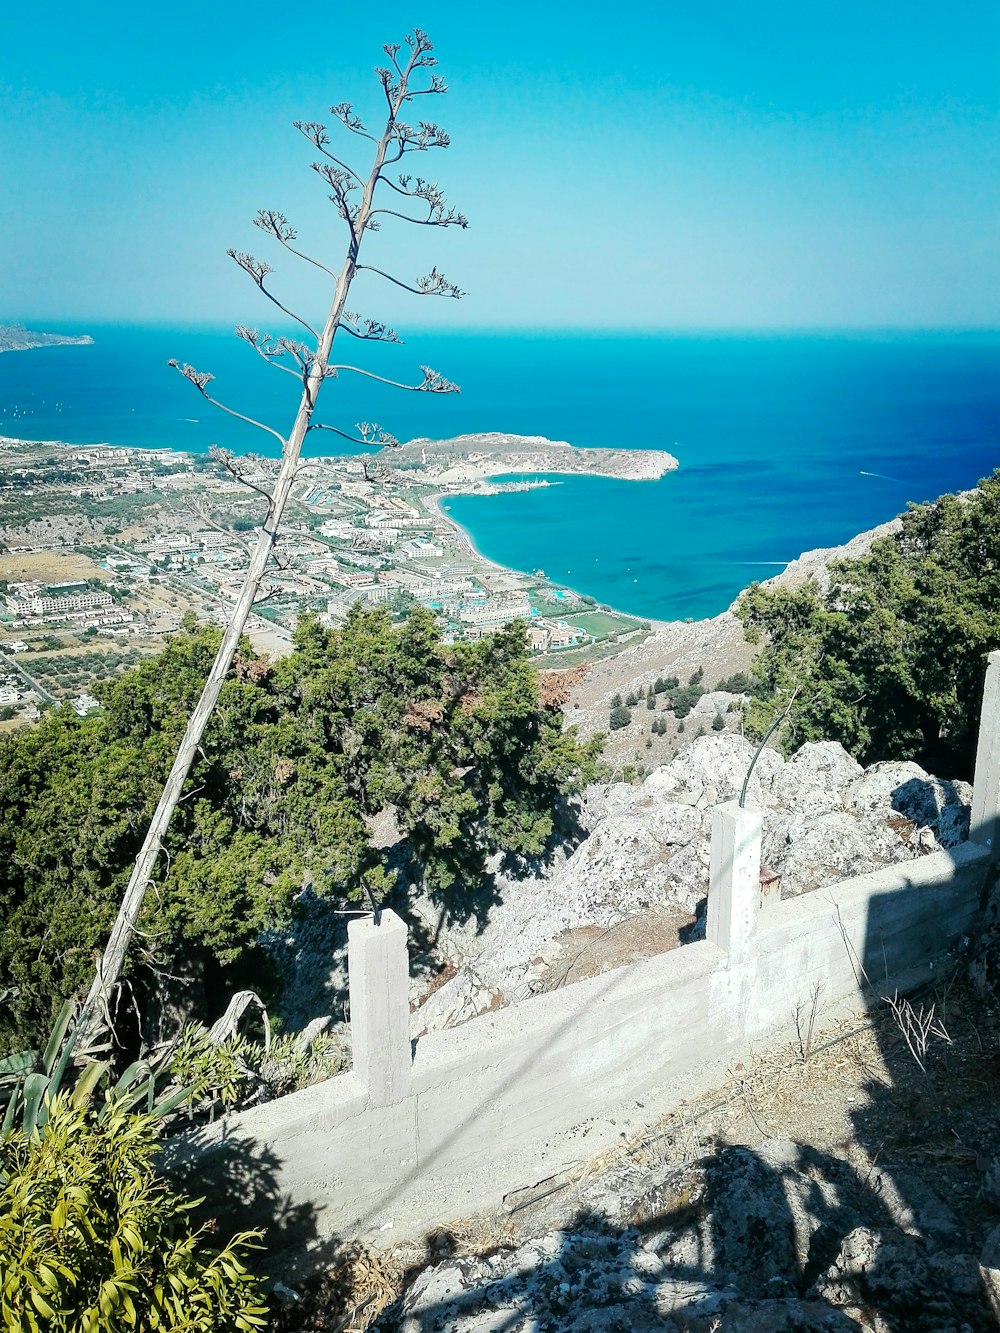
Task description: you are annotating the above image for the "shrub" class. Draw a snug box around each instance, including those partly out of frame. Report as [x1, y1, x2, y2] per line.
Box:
[646, 694, 656, 710]
[625, 691, 640, 707]
[688, 666, 704, 686]
[609, 705, 632, 731]
[712, 713, 726, 731]
[0, 1095, 268, 1331]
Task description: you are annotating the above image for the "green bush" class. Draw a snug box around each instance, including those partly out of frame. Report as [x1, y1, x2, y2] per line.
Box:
[609, 705, 632, 731]
[0, 1095, 268, 1331]
[712, 713, 726, 732]
[714, 671, 763, 696]
[736, 473, 1000, 777]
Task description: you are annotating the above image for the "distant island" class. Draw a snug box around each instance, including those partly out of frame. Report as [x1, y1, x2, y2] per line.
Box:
[392, 432, 678, 486]
[0, 323, 94, 353]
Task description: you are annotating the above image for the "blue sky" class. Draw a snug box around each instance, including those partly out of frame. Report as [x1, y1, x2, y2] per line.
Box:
[3, 1, 998, 330]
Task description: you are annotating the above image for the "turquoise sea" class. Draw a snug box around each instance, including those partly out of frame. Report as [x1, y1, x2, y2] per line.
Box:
[2, 327, 998, 620]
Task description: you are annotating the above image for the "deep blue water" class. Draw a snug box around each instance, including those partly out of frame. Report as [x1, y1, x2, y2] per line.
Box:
[2, 327, 997, 619]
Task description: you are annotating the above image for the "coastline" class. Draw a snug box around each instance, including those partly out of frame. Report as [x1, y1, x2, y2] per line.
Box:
[3, 431, 676, 628]
[1, 430, 902, 640]
[425, 484, 664, 626]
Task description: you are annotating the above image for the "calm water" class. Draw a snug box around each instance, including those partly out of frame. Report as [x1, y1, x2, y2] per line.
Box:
[2, 327, 997, 619]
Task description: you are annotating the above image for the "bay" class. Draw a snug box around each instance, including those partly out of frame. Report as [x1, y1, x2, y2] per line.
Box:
[1, 326, 997, 619]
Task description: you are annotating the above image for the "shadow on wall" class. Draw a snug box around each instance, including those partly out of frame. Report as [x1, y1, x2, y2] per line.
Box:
[163, 1126, 345, 1286]
[367, 871, 1000, 1333]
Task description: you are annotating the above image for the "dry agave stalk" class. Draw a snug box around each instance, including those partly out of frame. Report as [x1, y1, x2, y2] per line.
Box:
[76, 29, 465, 1056]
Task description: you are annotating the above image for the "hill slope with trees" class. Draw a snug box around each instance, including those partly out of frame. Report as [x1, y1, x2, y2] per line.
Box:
[736, 472, 1000, 778]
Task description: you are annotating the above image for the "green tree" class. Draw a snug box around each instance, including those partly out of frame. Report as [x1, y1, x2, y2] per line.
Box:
[76, 29, 466, 1050]
[609, 705, 632, 731]
[0, 611, 599, 1053]
[736, 473, 1000, 776]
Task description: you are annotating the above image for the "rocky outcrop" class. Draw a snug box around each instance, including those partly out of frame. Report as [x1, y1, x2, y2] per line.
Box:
[391, 1138, 988, 1332]
[0, 323, 93, 352]
[410, 735, 972, 1036]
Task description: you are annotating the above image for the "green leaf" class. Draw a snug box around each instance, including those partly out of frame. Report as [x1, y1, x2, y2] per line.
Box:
[41, 1001, 76, 1076]
[21, 1073, 48, 1136]
[70, 1060, 107, 1110]
[0, 1050, 38, 1080]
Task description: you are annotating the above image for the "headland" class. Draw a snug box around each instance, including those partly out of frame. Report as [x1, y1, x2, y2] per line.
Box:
[0, 324, 94, 354]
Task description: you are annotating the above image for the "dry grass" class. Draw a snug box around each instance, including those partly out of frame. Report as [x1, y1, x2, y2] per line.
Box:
[0, 550, 108, 584]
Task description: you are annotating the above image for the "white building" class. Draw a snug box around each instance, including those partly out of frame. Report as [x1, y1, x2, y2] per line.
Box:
[401, 539, 444, 559]
[16, 589, 113, 616]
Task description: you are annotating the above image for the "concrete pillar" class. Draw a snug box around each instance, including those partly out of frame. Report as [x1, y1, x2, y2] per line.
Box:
[972, 651, 1000, 858]
[707, 800, 763, 959]
[348, 909, 412, 1106]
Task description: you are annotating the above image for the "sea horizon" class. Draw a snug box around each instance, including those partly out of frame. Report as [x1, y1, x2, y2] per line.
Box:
[2, 325, 998, 620]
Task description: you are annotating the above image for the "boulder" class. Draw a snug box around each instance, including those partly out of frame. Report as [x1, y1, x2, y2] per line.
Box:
[763, 809, 917, 896]
[768, 741, 862, 817]
[411, 966, 500, 1038]
[690, 689, 738, 718]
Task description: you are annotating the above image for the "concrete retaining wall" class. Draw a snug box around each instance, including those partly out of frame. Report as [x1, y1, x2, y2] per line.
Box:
[170, 840, 991, 1273]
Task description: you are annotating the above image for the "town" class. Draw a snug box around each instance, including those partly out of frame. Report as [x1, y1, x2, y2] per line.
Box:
[0, 433, 654, 724]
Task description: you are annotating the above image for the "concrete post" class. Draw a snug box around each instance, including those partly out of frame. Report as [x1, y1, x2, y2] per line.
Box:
[972, 651, 1000, 858]
[348, 909, 412, 1106]
[707, 800, 763, 959]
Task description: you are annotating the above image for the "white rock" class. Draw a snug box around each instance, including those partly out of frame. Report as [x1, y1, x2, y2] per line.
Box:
[644, 734, 784, 807]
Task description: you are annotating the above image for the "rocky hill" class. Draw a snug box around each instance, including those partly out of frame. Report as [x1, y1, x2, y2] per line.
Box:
[393, 432, 678, 484]
[403, 734, 970, 1036]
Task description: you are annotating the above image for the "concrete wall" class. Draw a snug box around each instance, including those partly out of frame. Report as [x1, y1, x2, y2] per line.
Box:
[170, 838, 991, 1274]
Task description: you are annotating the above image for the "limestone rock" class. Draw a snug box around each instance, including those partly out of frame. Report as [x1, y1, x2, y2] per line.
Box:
[393, 1140, 982, 1332]
[763, 809, 917, 896]
[845, 762, 971, 848]
[643, 733, 784, 807]
[768, 741, 863, 817]
[690, 689, 738, 718]
[980, 1221, 1000, 1323]
[411, 967, 500, 1038]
